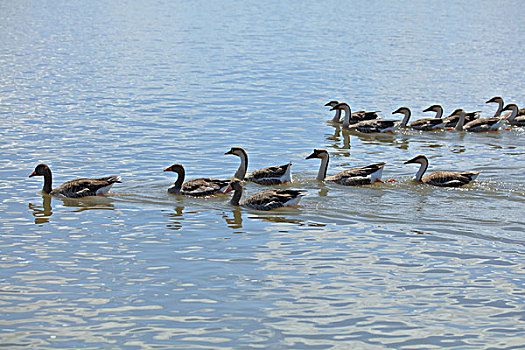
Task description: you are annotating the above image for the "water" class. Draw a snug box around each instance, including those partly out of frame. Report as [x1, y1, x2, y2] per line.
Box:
[1, 0, 524, 348]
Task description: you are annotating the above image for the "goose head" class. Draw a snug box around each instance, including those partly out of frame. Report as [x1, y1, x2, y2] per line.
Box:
[305, 149, 329, 160]
[29, 163, 51, 177]
[324, 100, 339, 107]
[393, 107, 411, 116]
[404, 154, 428, 166]
[486, 96, 503, 105]
[331, 102, 350, 112]
[447, 108, 464, 117]
[164, 164, 185, 174]
[502, 103, 518, 113]
[225, 147, 246, 157]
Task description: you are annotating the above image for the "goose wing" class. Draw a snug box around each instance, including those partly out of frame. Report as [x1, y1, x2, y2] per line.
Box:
[327, 163, 385, 185]
[246, 163, 292, 184]
[409, 118, 444, 130]
[51, 175, 121, 198]
[423, 171, 479, 187]
[464, 117, 501, 131]
[243, 189, 306, 210]
[181, 178, 230, 197]
[348, 120, 396, 133]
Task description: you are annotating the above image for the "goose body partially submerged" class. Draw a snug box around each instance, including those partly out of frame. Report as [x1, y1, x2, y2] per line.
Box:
[333, 103, 395, 133]
[164, 164, 230, 197]
[29, 164, 121, 198]
[229, 180, 307, 211]
[423, 105, 480, 128]
[404, 155, 479, 187]
[453, 108, 504, 132]
[330, 102, 381, 125]
[395, 107, 444, 131]
[306, 149, 385, 185]
[225, 147, 292, 185]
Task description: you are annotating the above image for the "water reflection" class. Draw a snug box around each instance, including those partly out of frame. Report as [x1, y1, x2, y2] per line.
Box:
[28, 195, 52, 224]
[166, 206, 184, 230]
[223, 207, 243, 230]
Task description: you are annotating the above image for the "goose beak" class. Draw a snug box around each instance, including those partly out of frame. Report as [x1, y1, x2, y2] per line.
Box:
[422, 107, 433, 112]
[223, 183, 233, 193]
[29, 171, 36, 177]
[305, 152, 316, 160]
[404, 158, 417, 165]
[163, 166, 172, 172]
[224, 149, 233, 155]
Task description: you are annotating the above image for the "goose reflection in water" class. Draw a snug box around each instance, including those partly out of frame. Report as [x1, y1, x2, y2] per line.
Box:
[166, 206, 184, 231]
[28, 195, 53, 224]
[28, 195, 115, 224]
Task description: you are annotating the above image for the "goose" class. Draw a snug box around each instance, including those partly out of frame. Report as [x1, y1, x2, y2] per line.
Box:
[502, 103, 525, 126]
[333, 103, 396, 133]
[453, 108, 504, 132]
[394, 107, 444, 131]
[330, 102, 381, 125]
[29, 163, 121, 198]
[225, 147, 292, 185]
[229, 179, 307, 211]
[306, 149, 385, 185]
[423, 105, 480, 128]
[164, 164, 231, 196]
[404, 154, 479, 187]
[325, 100, 342, 123]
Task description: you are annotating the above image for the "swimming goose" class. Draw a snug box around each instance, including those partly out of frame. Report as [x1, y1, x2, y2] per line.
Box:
[423, 105, 480, 128]
[502, 103, 525, 126]
[333, 103, 395, 133]
[331, 102, 381, 125]
[306, 149, 385, 185]
[404, 155, 479, 187]
[453, 108, 504, 132]
[225, 147, 292, 185]
[29, 163, 121, 198]
[229, 180, 307, 211]
[164, 164, 230, 196]
[394, 107, 444, 131]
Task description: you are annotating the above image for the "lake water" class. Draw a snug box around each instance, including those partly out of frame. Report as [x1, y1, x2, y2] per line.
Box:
[1, 0, 524, 348]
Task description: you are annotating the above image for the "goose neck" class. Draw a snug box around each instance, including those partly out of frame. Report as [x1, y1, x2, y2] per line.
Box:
[454, 111, 466, 131]
[317, 155, 329, 181]
[400, 110, 411, 127]
[230, 186, 243, 206]
[341, 105, 351, 129]
[234, 149, 248, 179]
[493, 100, 504, 117]
[42, 167, 53, 194]
[506, 106, 518, 122]
[413, 160, 428, 182]
[331, 108, 341, 123]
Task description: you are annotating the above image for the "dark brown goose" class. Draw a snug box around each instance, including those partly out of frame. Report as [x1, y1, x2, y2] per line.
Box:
[229, 180, 307, 211]
[423, 105, 480, 128]
[453, 108, 504, 132]
[225, 147, 292, 185]
[394, 107, 444, 131]
[502, 103, 525, 126]
[29, 163, 121, 198]
[404, 155, 479, 187]
[333, 103, 395, 133]
[330, 102, 381, 125]
[164, 164, 230, 197]
[306, 149, 385, 185]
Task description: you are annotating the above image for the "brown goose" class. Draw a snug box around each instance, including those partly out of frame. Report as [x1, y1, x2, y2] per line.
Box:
[330, 102, 381, 125]
[325, 100, 342, 123]
[164, 164, 230, 197]
[225, 147, 292, 185]
[423, 105, 480, 128]
[404, 155, 479, 187]
[306, 149, 385, 185]
[502, 103, 525, 126]
[229, 180, 307, 211]
[29, 164, 121, 198]
[333, 103, 395, 133]
[394, 107, 444, 131]
[453, 108, 504, 132]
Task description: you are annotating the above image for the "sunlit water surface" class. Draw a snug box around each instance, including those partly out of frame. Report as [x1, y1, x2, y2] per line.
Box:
[1, 1, 524, 348]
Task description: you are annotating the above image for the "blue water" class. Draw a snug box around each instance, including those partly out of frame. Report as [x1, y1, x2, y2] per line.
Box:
[1, 0, 524, 348]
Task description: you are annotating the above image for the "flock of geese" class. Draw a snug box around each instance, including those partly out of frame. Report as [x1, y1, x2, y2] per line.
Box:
[29, 96, 523, 211]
